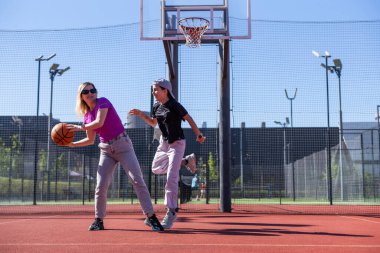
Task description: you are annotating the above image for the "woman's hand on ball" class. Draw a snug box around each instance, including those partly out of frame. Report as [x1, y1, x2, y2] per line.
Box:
[67, 124, 83, 132]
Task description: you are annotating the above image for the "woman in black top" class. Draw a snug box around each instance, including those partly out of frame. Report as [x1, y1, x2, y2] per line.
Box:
[129, 78, 205, 229]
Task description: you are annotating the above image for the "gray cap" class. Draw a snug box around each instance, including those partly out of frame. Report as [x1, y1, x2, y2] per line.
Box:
[152, 78, 175, 99]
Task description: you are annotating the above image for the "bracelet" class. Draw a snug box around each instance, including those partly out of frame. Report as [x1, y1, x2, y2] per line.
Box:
[198, 134, 203, 139]
[81, 124, 86, 130]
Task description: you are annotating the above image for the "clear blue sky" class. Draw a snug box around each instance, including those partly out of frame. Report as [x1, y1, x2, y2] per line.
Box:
[0, 0, 379, 128]
[1, 0, 379, 30]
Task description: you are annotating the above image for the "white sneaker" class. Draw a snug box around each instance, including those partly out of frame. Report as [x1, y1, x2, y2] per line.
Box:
[161, 210, 177, 229]
[185, 153, 196, 174]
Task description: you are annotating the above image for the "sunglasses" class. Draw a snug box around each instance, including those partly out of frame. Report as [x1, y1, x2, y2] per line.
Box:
[81, 88, 97, 95]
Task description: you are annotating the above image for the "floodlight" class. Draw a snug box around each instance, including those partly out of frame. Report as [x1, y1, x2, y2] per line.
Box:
[46, 53, 56, 61]
[325, 51, 330, 56]
[50, 63, 59, 71]
[57, 66, 70, 76]
[333, 58, 342, 70]
[312, 50, 320, 57]
[35, 54, 56, 62]
[274, 120, 288, 127]
[320, 63, 334, 73]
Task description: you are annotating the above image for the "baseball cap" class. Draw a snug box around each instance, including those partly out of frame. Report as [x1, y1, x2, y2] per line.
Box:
[152, 78, 175, 99]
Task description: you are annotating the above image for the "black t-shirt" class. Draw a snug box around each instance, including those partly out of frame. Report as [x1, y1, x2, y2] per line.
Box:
[152, 98, 188, 144]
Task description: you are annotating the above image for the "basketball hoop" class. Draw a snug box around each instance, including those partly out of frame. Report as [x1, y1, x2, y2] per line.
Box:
[178, 17, 210, 48]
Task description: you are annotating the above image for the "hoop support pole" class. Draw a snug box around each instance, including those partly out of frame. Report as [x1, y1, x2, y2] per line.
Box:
[163, 40, 176, 79]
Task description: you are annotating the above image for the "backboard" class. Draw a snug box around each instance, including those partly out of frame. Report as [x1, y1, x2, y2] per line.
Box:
[140, 0, 251, 42]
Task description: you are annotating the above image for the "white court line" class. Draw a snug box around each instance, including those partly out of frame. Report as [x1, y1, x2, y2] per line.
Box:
[340, 216, 380, 224]
[0, 215, 60, 225]
[0, 243, 379, 248]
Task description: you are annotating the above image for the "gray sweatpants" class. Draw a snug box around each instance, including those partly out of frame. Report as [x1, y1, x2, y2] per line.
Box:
[95, 135, 154, 218]
[151, 137, 186, 209]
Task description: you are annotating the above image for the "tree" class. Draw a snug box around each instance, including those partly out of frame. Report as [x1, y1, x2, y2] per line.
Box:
[39, 149, 47, 173]
[208, 152, 218, 181]
[0, 138, 11, 176]
[54, 152, 67, 180]
[0, 135, 21, 177]
[10, 134, 23, 178]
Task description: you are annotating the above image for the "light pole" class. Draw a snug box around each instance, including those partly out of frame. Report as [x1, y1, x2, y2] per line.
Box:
[377, 105, 380, 193]
[315, 53, 344, 201]
[332, 59, 343, 201]
[285, 88, 297, 201]
[33, 54, 56, 205]
[312, 50, 333, 205]
[274, 117, 290, 202]
[240, 122, 245, 194]
[46, 63, 70, 201]
[285, 89, 297, 127]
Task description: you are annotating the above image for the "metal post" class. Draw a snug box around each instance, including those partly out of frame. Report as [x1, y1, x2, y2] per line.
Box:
[88, 156, 93, 202]
[219, 39, 231, 212]
[67, 150, 71, 201]
[285, 89, 297, 201]
[377, 106, 380, 199]
[371, 130, 376, 200]
[324, 55, 333, 205]
[274, 119, 289, 201]
[46, 76, 54, 200]
[240, 122, 245, 194]
[47, 63, 70, 201]
[338, 71, 344, 201]
[282, 125, 286, 203]
[312, 50, 333, 205]
[149, 89, 154, 196]
[33, 54, 56, 205]
[205, 163, 209, 204]
[54, 152, 58, 202]
[82, 154, 85, 205]
[33, 59, 42, 205]
[360, 134, 365, 198]
[285, 89, 297, 127]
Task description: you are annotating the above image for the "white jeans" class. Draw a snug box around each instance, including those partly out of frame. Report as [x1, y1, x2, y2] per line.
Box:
[95, 135, 154, 218]
[151, 137, 186, 209]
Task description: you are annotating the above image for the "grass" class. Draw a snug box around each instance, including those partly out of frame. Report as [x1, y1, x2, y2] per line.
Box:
[1, 176, 379, 206]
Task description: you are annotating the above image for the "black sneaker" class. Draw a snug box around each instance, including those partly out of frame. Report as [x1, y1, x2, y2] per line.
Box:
[89, 218, 104, 231]
[144, 214, 164, 232]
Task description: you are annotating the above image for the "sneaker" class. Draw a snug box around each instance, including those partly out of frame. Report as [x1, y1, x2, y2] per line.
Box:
[185, 153, 196, 174]
[161, 210, 177, 229]
[88, 218, 104, 231]
[144, 214, 164, 232]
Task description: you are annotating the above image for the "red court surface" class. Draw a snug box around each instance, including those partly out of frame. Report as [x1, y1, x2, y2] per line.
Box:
[0, 213, 379, 253]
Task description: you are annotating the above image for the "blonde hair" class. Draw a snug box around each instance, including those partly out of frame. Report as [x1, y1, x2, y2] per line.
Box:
[75, 82, 96, 116]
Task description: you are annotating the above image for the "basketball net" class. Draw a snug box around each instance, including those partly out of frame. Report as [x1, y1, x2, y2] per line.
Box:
[178, 17, 209, 48]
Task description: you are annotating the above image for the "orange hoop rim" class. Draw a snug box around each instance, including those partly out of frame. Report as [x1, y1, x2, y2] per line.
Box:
[178, 17, 210, 29]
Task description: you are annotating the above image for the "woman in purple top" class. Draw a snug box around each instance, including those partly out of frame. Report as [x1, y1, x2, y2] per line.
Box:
[67, 82, 163, 232]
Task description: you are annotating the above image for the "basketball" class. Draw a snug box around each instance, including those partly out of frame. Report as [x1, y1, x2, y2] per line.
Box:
[51, 123, 74, 146]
